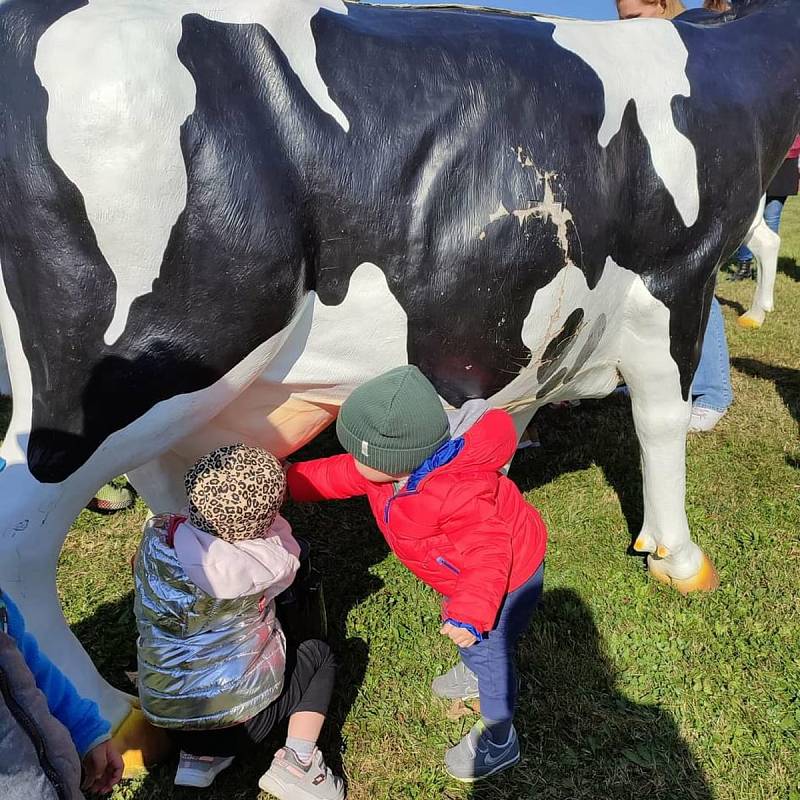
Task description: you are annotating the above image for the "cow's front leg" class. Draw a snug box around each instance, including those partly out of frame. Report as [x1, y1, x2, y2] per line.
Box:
[620, 283, 720, 593]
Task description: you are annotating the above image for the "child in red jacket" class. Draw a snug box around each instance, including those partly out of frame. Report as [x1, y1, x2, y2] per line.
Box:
[287, 366, 547, 782]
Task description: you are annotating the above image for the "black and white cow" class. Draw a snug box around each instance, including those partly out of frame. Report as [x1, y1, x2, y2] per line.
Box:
[1, 0, 798, 766]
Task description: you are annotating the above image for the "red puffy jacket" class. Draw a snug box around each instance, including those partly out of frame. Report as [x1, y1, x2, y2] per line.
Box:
[789, 135, 800, 161]
[287, 410, 547, 633]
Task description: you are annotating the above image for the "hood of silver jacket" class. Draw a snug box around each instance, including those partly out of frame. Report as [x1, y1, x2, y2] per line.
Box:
[134, 517, 286, 729]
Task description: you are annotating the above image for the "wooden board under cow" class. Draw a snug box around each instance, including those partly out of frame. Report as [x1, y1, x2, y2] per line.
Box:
[0, 0, 798, 773]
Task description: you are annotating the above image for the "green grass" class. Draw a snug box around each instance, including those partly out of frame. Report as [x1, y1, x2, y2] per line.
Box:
[2, 201, 799, 800]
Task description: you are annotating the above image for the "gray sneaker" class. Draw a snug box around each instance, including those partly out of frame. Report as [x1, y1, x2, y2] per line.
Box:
[432, 661, 480, 700]
[174, 752, 234, 788]
[445, 720, 520, 782]
[259, 747, 345, 800]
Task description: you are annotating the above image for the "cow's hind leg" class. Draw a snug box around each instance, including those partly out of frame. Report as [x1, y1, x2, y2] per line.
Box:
[738, 218, 780, 329]
[620, 281, 719, 593]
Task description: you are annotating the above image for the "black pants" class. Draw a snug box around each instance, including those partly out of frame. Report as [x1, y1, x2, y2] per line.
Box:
[173, 639, 335, 757]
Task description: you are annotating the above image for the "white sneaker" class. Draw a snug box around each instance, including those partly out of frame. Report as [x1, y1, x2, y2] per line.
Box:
[259, 747, 345, 800]
[174, 752, 235, 788]
[688, 406, 726, 433]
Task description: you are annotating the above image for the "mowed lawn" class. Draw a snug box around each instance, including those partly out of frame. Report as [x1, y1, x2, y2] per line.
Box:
[1, 201, 798, 800]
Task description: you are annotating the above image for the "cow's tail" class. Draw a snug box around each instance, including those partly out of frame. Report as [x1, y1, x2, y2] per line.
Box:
[737, 197, 780, 329]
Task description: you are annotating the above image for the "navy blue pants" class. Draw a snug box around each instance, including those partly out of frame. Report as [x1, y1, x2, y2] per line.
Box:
[458, 563, 544, 722]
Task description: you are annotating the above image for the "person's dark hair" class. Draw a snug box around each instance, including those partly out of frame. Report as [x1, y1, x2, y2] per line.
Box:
[704, 0, 731, 10]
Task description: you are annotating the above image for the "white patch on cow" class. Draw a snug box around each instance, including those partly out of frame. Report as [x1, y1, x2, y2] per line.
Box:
[0, 257, 34, 467]
[262, 262, 410, 404]
[616, 275, 701, 580]
[489, 204, 510, 223]
[550, 18, 700, 227]
[489, 252, 700, 579]
[35, 0, 349, 345]
[489, 259, 633, 411]
[480, 151, 574, 252]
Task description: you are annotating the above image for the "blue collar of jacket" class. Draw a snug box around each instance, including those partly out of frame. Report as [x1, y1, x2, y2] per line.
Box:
[405, 437, 465, 493]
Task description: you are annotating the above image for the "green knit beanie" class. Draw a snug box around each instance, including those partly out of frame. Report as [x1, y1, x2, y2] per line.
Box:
[337, 366, 450, 475]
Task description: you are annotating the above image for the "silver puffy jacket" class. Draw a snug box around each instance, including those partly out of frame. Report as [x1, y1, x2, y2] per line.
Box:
[134, 516, 286, 729]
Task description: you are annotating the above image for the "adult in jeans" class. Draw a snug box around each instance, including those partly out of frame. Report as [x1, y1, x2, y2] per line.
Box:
[689, 299, 733, 432]
[699, 134, 799, 429]
[731, 135, 800, 280]
[616, 0, 733, 433]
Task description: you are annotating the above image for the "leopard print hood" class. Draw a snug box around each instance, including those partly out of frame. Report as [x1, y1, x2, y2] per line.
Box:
[185, 444, 286, 542]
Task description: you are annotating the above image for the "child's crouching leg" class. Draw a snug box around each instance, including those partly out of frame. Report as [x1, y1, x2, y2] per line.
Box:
[255, 640, 345, 799]
[246, 639, 336, 747]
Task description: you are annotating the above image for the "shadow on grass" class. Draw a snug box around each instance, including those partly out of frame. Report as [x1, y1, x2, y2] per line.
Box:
[471, 589, 712, 800]
[510, 396, 645, 548]
[731, 357, 799, 425]
[716, 294, 746, 316]
[777, 256, 798, 282]
[731, 357, 799, 470]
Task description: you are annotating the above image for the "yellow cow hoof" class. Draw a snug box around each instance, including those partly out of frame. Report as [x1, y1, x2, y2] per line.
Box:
[737, 313, 762, 329]
[647, 551, 720, 595]
[111, 705, 173, 779]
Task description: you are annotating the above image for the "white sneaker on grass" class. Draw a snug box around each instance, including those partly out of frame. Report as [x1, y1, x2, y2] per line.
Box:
[688, 406, 726, 433]
[174, 752, 234, 788]
[259, 747, 345, 800]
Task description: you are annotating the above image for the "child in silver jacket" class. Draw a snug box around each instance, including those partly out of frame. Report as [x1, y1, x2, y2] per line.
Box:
[134, 444, 344, 799]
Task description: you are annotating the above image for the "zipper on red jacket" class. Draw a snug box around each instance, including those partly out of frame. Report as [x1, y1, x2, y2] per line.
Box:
[383, 487, 413, 524]
[436, 556, 461, 575]
[383, 482, 426, 525]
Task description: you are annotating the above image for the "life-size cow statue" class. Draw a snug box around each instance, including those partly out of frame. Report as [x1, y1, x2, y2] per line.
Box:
[1, 0, 798, 771]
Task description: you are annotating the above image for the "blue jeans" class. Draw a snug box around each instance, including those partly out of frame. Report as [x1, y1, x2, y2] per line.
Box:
[457, 563, 544, 723]
[736, 197, 786, 261]
[692, 297, 733, 413]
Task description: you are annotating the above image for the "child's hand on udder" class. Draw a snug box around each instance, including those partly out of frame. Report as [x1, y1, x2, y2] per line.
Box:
[440, 622, 477, 648]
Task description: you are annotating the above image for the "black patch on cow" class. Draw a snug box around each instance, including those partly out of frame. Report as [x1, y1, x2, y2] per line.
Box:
[564, 313, 607, 384]
[537, 308, 584, 386]
[1, 1, 799, 481]
[0, 10, 310, 481]
[536, 368, 569, 401]
[662, 4, 800, 393]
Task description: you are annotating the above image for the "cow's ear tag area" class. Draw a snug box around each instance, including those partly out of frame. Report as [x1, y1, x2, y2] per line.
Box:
[0, 457, 6, 473]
